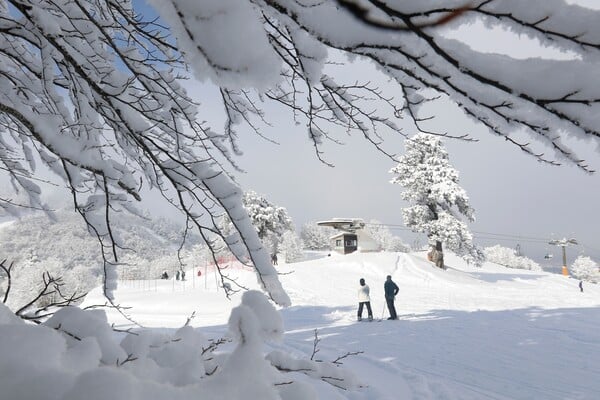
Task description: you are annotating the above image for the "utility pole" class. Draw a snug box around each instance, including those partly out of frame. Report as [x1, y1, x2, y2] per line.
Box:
[548, 238, 578, 276]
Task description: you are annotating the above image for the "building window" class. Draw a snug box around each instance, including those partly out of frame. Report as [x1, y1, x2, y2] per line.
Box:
[335, 239, 342, 247]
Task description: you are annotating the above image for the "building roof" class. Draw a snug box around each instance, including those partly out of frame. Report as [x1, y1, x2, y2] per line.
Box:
[317, 218, 365, 232]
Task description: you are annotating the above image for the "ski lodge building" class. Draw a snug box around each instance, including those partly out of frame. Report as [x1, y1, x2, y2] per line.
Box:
[317, 218, 379, 254]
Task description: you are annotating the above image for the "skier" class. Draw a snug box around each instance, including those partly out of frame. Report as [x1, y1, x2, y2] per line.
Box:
[181, 270, 186, 281]
[357, 278, 373, 321]
[384, 275, 399, 320]
[272, 253, 278, 265]
[579, 280, 584, 292]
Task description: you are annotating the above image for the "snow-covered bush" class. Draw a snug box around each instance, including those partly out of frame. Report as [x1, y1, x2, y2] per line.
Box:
[483, 245, 542, 271]
[0, 291, 359, 400]
[570, 256, 600, 283]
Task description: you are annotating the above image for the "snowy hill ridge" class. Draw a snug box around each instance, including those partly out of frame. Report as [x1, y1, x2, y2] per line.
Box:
[274, 251, 598, 316]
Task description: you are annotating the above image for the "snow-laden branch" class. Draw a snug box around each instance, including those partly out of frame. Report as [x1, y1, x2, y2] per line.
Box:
[3, 0, 600, 307]
[0, 0, 289, 305]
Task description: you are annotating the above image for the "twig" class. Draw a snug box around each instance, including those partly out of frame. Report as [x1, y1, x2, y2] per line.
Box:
[310, 328, 321, 361]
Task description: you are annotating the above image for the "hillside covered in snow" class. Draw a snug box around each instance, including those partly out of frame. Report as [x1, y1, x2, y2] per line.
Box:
[68, 251, 600, 399]
[0, 210, 202, 313]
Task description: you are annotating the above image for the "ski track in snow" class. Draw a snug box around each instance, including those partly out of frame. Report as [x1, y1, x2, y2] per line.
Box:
[83, 251, 600, 400]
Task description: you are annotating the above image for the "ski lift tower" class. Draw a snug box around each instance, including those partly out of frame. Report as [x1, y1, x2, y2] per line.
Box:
[548, 238, 578, 276]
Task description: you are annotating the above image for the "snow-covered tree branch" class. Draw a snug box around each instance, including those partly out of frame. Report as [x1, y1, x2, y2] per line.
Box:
[0, 0, 289, 305]
[2, 0, 600, 305]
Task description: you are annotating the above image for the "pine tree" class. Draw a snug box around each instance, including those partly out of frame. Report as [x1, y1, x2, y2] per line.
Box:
[390, 133, 484, 267]
[242, 191, 293, 241]
[220, 191, 294, 256]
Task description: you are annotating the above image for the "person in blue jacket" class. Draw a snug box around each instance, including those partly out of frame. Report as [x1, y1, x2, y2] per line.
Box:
[384, 275, 399, 320]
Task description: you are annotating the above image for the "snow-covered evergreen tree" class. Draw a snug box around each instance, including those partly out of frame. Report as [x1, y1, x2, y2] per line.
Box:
[570, 256, 600, 283]
[483, 245, 542, 271]
[280, 231, 304, 264]
[390, 133, 484, 267]
[220, 191, 294, 256]
[242, 191, 294, 241]
[300, 223, 333, 250]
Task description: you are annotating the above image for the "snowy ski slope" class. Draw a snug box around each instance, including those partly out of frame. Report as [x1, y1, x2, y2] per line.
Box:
[83, 251, 600, 399]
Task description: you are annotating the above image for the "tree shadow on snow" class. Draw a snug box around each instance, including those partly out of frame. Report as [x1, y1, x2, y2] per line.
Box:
[463, 271, 547, 283]
[277, 304, 600, 399]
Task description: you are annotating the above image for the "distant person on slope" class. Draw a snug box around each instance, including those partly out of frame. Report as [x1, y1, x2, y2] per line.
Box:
[384, 275, 399, 320]
[579, 280, 584, 292]
[357, 278, 373, 321]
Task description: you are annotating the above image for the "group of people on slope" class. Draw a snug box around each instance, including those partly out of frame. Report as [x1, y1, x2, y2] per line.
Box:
[160, 270, 186, 280]
[357, 275, 400, 321]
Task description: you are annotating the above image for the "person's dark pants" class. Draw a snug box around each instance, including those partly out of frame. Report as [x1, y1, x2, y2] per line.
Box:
[386, 297, 397, 319]
[357, 301, 372, 320]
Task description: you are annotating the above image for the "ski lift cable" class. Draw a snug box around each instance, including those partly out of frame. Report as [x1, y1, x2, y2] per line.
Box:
[369, 222, 552, 242]
[475, 234, 549, 242]
[579, 241, 600, 254]
[367, 223, 596, 254]
[470, 230, 551, 241]
[474, 236, 550, 244]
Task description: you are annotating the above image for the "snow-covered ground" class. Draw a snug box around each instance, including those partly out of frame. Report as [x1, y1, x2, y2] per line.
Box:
[80, 251, 600, 399]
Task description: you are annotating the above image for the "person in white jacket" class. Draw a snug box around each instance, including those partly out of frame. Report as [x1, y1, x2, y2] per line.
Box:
[357, 278, 373, 321]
